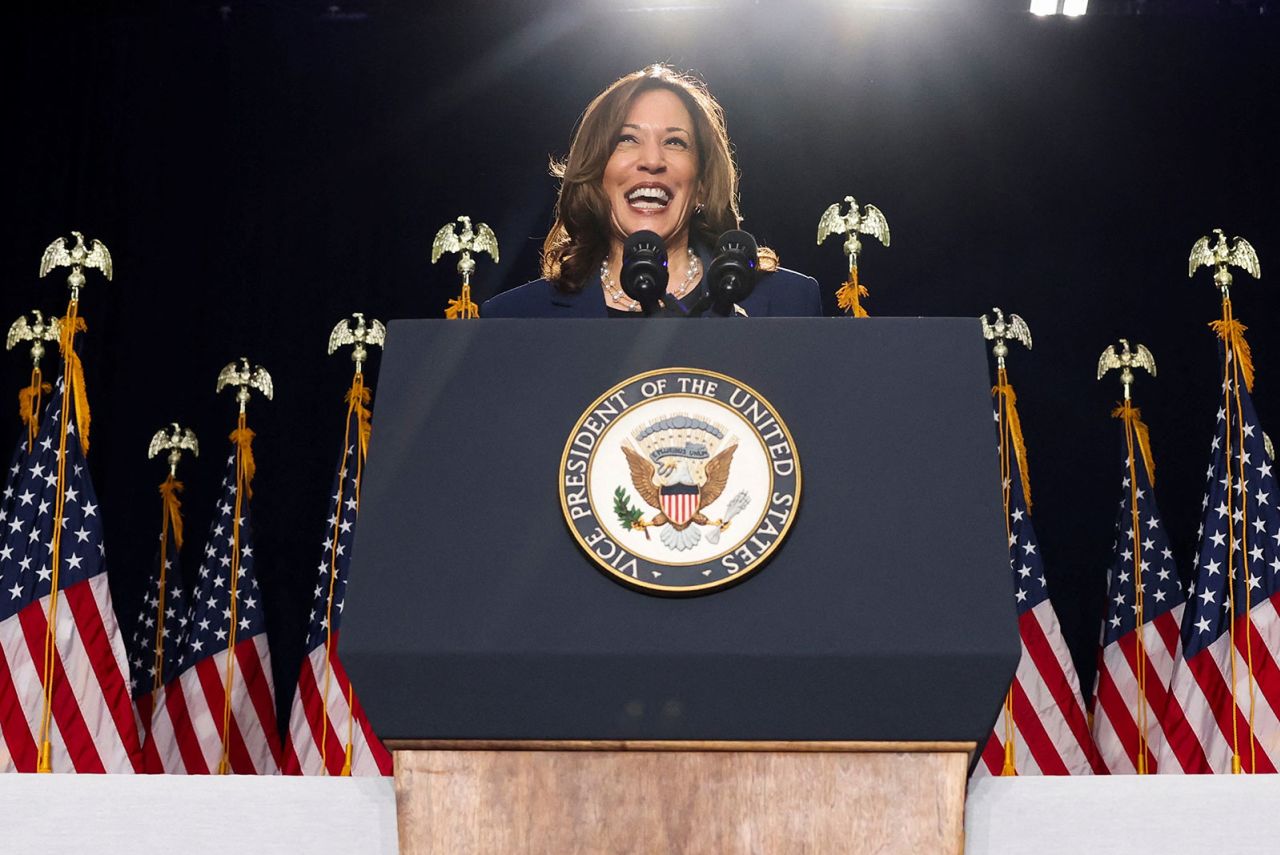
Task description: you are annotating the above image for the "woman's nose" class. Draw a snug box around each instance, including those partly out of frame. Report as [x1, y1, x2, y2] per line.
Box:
[637, 138, 666, 172]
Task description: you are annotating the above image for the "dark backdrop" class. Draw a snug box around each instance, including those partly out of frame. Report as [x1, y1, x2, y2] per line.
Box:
[5, 1, 1279, 729]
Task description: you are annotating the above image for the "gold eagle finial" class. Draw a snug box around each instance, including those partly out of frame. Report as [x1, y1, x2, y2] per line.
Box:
[980, 307, 1032, 370]
[6, 309, 62, 367]
[148, 422, 200, 477]
[216, 357, 274, 414]
[328, 312, 386, 373]
[39, 231, 113, 300]
[816, 196, 891, 258]
[433, 215, 499, 320]
[1098, 338, 1156, 402]
[1188, 228, 1260, 295]
[817, 196, 890, 317]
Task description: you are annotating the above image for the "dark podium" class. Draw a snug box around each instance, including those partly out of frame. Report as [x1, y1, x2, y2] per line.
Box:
[342, 318, 1018, 854]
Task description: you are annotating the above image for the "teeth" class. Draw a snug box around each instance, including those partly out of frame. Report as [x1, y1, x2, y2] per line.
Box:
[627, 187, 670, 204]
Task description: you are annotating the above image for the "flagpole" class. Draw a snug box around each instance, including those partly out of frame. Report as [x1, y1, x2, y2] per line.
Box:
[218, 408, 250, 774]
[1218, 292, 1261, 773]
[1121, 408, 1149, 773]
[996, 365, 1018, 776]
[320, 372, 362, 776]
[145, 425, 195, 714]
[212, 358, 271, 774]
[31, 232, 112, 772]
[36, 295, 81, 772]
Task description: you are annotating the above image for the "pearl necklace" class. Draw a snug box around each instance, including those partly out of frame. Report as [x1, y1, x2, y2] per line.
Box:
[601, 248, 701, 312]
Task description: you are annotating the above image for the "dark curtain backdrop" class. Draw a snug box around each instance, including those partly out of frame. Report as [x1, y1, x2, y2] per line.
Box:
[5, 1, 1279, 728]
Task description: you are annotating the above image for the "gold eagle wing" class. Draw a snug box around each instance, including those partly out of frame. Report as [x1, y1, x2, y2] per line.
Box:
[1229, 236, 1261, 279]
[39, 237, 72, 278]
[85, 239, 113, 280]
[621, 444, 662, 510]
[1006, 313, 1033, 350]
[698, 444, 738, 510]
[816, 203, 847, 245]
[1132, 343, 1157, 377]
[431, 223, 461, 264]
[858, 204, 891, 247]
[1096, 344, 1120, 381]
[6, 316, 32, 351]
[473, 223, 500, 263]
[1187, 236, 1214, 277]
[327, 318, 355, 354]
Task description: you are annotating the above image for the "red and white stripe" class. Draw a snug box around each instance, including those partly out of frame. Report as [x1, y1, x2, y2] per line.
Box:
[974, 600, 1102, 776]
[0, 575, 141, 773]
[1091, 606, 1183, 773]
[142, 635, 280, 774]
[1160, 595, 1280, 773]
[661, 492, 697, 526]
[282, 640, 391, 776]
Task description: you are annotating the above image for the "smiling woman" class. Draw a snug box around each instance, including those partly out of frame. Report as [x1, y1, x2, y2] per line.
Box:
[481, 65, 823, 318]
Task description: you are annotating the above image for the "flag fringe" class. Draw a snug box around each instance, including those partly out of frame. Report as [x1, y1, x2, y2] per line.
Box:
[1111, 403, 1156, 486]
[160, 475, 186, 549]
[345, 380, 373, 458]
[1210, 317, 1255, 393]
[993, 381, 1033, 511]
[230, 425, 257, 498]
[59, 315, 91, 453]
[835, 266, 870, 317]
[18, 372, 51, 446]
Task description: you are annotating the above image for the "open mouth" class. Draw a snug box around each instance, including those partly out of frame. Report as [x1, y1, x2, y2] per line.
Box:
[626, 184, 672, 212]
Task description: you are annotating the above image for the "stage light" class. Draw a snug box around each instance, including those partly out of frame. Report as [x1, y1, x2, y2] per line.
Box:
[1029, 0, 1057, 14]
[1062, 0, 1088, 14]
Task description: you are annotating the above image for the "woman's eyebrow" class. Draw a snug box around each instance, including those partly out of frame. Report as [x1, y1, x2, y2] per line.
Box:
[618, 123, 690, 134]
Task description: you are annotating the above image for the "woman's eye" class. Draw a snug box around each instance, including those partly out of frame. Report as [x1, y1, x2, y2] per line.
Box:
[616, 133, 637, 145]
[665, 137, 689, 148]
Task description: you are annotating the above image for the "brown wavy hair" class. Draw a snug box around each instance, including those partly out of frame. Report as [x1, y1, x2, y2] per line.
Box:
[541, 65, 743, 293]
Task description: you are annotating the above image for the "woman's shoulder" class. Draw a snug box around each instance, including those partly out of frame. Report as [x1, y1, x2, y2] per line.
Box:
[744, 264, 824, 317]
[481, 278, 561, 318]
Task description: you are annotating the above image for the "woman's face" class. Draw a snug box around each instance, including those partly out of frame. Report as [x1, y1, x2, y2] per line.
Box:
[602, 88, 700, 247]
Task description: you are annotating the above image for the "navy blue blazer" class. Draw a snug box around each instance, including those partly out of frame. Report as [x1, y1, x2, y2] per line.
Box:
[481, 250, 823, 318]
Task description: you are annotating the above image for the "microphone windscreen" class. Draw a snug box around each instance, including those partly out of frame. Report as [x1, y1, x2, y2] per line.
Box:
[624, 230, 666, 260]
[715, 229, 758, 260]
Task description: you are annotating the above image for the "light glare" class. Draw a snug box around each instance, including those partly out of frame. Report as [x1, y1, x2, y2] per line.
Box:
[1062, 0, 1088, 14]
[1029, 0, 1057, 15]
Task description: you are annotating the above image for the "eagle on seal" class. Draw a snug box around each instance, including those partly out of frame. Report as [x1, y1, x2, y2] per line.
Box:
[621, 441, 738, 551]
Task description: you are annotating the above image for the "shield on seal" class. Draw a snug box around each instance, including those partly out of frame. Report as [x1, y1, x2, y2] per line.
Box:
[660, 484, 699, 526]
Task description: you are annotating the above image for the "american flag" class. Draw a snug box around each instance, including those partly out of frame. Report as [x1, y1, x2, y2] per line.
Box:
[1089, 405, 1185, 773]
[0, 379, 141, 772]
[143, 435, 280, 773]
[1159, 341, 1280, 773]
[282, 383, 391, 776]
[975, 380, 1103, 776]
[127, 478, 191, 769]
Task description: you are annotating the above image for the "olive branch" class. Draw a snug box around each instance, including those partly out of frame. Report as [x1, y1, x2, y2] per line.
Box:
[613, 486, 650, 539]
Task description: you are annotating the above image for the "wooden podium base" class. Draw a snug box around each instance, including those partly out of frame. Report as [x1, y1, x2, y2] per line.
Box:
[390, 740, 972, 855]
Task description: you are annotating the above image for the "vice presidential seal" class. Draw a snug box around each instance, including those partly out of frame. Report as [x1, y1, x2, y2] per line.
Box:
[559, 368, 801, 595]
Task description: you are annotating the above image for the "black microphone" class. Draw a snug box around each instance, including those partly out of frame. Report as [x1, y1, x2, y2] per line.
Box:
[701, 229, 759, 316]
[619, 230, 669, 316]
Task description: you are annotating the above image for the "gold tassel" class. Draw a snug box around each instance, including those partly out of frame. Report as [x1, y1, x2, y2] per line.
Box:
[230, 425, 257, 498]
[834, 266, 870, 318]
[345, 380, 373, 458]
[1210, 317, 1255, 393]
[58, 316, 91, 453]
[19, 370, 51, 450]
[993, 381, 1033, 512]
[1001, 742, 1017, 776]
[1112, 403, 1156, 486]
[159, 476, 186, 549]
[445, 283, 480, 319]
